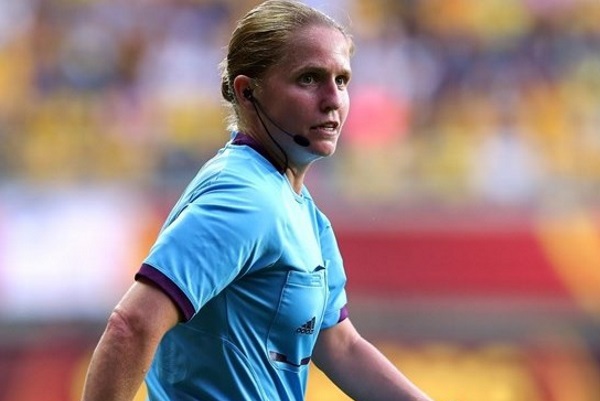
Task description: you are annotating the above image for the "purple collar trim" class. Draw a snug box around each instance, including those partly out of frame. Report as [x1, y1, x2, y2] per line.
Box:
[232, 132, 282, 172]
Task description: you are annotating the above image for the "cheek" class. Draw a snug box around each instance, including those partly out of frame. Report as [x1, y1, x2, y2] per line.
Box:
[341, 91, 350, 115]
[340, 99, 351, 125]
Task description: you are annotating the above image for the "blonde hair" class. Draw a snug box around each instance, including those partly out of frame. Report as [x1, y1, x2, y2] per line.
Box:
[219, 0, 353, 131]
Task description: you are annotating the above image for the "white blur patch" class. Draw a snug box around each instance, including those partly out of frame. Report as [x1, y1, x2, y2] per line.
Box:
[0, 185, 149, 321]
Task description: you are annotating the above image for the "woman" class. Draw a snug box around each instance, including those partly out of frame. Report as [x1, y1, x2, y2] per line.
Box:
[81, 1, 434, 400]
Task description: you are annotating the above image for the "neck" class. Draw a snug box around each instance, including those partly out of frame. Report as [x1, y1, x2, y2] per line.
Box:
[233, 131, 309, 193]
[285, 165, 308, 194]
[232, 131, 284, 171]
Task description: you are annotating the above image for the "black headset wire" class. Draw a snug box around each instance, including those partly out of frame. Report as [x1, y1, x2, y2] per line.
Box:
[249, 98, 290, 174]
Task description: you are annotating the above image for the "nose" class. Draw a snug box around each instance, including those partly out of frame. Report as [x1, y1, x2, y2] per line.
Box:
[320, 79, 345, 112]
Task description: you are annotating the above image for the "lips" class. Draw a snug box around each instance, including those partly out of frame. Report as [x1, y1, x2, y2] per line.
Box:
[311, 121, 339, 131]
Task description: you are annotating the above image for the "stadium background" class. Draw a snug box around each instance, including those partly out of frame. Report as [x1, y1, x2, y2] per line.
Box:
[1, 0, 600, 400]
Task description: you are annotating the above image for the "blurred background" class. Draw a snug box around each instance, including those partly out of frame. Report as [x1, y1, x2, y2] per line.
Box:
[1, 0, 600, 400]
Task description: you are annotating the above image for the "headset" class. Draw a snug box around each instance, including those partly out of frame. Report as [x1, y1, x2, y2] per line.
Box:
[243, 88, 310, 148]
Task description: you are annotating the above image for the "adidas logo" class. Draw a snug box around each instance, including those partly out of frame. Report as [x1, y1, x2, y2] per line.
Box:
[296, 317, 316, 334]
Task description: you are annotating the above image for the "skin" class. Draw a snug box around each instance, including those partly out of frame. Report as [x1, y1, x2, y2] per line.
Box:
[81, 24, 434, 401]
[234, 25, 352, 193]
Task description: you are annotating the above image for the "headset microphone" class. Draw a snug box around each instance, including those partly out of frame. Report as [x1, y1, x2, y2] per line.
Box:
[243, 89, 310, 147]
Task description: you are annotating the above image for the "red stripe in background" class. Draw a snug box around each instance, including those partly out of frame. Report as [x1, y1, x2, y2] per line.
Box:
[337, 227, 572, 299]
[2, 336, 86, 401]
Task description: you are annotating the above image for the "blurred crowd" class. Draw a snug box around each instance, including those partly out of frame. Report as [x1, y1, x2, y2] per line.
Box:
[1, 0, 600, 211]
[2, 6, 600, 400]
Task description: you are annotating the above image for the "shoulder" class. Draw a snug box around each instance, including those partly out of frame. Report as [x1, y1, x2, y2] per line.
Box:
[187, 143, 284, 206]
[169, 144, 294, 236]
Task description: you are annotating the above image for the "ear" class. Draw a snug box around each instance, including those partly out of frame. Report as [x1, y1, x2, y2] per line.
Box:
[233, 75, 254, 105]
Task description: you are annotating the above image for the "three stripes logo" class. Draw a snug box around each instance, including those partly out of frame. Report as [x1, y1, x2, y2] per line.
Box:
[295, 317, 316, 334]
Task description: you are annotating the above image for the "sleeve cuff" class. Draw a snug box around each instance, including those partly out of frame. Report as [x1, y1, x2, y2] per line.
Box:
[338, 304, 349, 323]
[135, 263, 195, 322]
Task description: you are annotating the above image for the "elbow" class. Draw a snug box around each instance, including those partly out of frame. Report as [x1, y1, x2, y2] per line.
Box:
[104, 306, 154, 345]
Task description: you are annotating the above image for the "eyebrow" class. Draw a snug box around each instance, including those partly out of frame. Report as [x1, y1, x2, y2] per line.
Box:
[295, 64, 352, 77]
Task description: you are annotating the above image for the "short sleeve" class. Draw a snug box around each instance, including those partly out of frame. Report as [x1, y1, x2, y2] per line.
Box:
[142, 185, 273, 319]
[318, 222, 348, 329]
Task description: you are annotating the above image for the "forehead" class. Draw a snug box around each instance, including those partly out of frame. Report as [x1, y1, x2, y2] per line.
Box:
[277, 25, 352, 73]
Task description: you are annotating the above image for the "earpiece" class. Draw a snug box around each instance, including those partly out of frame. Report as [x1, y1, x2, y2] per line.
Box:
[243, 88, 253, 101]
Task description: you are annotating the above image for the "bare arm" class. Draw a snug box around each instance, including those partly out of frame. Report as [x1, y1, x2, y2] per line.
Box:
[81, 279, 181, 401]
[312, 318, 434, 401]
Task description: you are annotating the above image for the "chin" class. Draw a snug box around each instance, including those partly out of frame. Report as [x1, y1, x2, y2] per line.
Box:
[316, 137, 338, 154]
[315, 145, 337, 158]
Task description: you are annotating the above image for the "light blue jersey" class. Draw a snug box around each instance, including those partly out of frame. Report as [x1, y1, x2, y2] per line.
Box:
[137, 133, 348, 401]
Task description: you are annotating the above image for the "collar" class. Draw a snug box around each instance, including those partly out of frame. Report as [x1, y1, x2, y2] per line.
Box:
[231, 132, 283, 173]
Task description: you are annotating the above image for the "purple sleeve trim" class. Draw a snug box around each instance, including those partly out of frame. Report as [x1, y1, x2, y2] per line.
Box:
[338, 305, 349, 323]
[135, 263, 195, 322]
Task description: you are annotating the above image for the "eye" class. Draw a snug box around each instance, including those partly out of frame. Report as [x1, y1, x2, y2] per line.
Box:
[299, 73, 316, 85]
[335, 75, 349, 88]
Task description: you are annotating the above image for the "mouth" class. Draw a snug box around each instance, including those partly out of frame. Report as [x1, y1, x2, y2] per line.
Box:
[310, 121, 339, 135]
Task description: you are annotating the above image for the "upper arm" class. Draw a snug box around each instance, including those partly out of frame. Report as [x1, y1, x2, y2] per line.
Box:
[81, 279, 181, 401]
[312, 318, 360, 370]
[110, 278, 181, 342]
